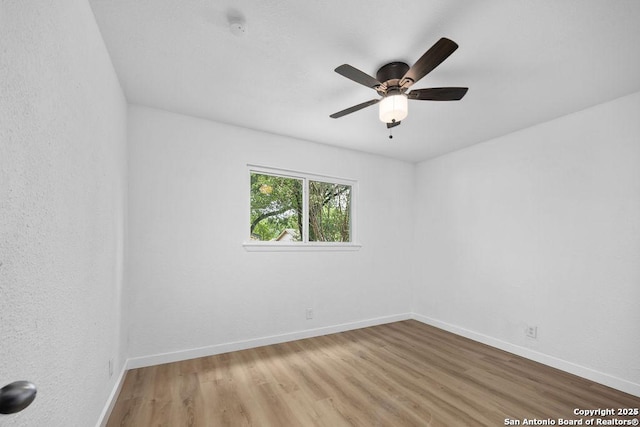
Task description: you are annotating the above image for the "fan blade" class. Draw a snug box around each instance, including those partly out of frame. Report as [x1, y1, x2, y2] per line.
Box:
[335, 64, 381, 89]
[386, 120, 401, 129]
[330, 99, 380, 118]
[407, 87, 468, 101]
[401, 38, 459, 87]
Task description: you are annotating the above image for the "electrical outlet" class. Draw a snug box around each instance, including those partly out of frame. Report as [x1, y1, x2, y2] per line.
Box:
[306, 308, 313, 320]
[108, 359, 114, 377]
[525, 326, 538, 339]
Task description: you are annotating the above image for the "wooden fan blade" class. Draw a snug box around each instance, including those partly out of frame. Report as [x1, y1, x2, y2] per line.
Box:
[386, 120, 401, 129]
[401, 38, 459, 88]
[407, 87, 468, 101]
[330, 99, 380, 118]
[335, 64, 382, 89]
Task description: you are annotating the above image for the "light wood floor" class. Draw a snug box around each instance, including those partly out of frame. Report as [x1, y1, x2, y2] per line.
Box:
[107, 320, 640, 426]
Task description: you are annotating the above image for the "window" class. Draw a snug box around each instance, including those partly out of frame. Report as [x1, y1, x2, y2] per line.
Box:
[308, 180, 351, 242]
[246, 166, 358, 250]
[250, 173, 303, 242]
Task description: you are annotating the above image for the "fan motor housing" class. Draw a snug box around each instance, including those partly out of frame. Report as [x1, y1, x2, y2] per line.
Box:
[376, 62, 410, 96]
[376, 62, 410, 84]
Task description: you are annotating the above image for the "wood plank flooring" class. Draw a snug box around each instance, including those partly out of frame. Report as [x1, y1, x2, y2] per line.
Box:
[107, 320, 640, 426]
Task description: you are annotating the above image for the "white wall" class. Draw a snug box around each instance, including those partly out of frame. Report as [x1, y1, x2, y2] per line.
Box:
[126, 106, 414, 364]
[412, 91, 640, 395]
[0, 1, 127, 426]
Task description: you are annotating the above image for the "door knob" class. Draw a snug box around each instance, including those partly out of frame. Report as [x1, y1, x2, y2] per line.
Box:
[0, 381, 37, 414]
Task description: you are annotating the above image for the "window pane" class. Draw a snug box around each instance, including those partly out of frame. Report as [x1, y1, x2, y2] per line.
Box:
[309, 181, 351, 242]
[250, 173, 303, 241]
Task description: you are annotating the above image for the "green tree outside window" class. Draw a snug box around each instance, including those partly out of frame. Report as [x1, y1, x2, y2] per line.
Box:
[250, 172, 352, 243]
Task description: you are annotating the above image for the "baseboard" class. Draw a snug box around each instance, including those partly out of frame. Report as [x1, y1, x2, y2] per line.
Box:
[126, 313, 412, 370]
[411, 313, 640, 398]
[95, 362, 128, 427]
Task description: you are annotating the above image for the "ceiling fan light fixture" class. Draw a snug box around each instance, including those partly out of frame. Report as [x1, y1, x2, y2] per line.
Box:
[330, 38, 466, 129]
[379, 94, 408, 123]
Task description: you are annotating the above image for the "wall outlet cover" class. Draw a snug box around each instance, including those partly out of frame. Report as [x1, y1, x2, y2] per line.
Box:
[526, 326, 538, 339]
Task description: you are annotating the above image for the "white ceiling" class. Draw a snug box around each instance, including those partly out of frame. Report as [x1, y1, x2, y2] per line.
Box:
[89, 0, 640, 162]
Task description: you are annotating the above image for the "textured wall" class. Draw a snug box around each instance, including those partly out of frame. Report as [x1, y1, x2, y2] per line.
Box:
[412, 92, 640, 394]
[0, 1, 127, 426]
[126, 105, 414, 361]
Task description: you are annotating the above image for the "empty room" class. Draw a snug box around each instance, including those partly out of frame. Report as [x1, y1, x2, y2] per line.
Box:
[1, 1, 639, 426]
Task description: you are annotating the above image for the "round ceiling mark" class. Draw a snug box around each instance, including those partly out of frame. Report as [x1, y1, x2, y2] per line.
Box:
[229, 20, 246, 36]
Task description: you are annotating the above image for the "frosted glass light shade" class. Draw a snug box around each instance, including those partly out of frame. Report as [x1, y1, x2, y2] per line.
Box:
[378, 94, 408, 123]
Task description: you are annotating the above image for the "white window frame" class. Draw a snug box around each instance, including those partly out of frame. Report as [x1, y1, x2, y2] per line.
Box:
[243, 165, 361, 252]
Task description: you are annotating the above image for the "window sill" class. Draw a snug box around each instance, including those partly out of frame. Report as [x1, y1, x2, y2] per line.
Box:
[243, 242, 362, 252]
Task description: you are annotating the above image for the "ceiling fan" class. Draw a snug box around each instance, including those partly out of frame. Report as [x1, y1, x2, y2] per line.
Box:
[329, 37, 468, 131]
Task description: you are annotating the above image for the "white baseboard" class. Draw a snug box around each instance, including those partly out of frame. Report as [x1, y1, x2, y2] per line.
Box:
[126, 313, 412, 370]
[411, 313, 640, 398]
[96, 363, 128, 427]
